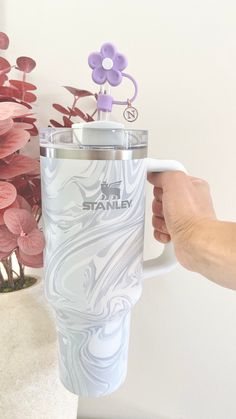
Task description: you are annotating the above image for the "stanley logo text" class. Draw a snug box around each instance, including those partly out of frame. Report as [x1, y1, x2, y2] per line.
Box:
[82, 181, 132, 210]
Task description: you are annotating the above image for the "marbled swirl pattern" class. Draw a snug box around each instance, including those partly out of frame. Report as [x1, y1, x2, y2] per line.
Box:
[40, 156, 146, 396]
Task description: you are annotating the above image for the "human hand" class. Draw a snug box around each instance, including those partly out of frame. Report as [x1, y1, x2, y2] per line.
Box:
[147, 171, 216, 269]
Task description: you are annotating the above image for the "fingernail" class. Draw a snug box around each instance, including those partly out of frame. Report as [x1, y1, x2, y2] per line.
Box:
[160, 233, 170, 243]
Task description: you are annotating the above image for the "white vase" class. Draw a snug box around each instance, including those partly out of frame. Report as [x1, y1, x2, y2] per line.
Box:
[0, 272, 78, 419]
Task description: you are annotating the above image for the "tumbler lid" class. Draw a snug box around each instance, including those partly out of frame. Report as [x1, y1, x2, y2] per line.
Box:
[40, 126, 148, 151]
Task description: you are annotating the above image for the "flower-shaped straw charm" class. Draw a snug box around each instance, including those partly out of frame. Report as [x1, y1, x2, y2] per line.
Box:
[88, 43, 128, 87]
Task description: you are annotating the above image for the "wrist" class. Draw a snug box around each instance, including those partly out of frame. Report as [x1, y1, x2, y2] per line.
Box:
[173, 218, 215, 272]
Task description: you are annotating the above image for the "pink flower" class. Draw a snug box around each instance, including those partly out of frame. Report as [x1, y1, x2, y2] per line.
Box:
[0, 178, 33, 225]
[0, 154, 40, 179]
[0, 33, 43, 277]
[0, 181, 18, 225]
[0, 181, 17, 209]
[0, 103, 39, 181]
[0, 32, 9, 50]
[0, 193, 31, 225]
[0, 102, 30, 120]
[0, 208, 45, 267]
[0, 103, 31, 159]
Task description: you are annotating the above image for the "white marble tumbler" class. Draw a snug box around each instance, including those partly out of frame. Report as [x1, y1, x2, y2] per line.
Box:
[40, 124, 185, 397]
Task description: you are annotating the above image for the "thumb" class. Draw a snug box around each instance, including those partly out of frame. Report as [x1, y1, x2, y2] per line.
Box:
[147, 172, 168, 188]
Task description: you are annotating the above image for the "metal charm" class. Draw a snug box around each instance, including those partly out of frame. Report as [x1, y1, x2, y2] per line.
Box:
[123, 99, 138, 122]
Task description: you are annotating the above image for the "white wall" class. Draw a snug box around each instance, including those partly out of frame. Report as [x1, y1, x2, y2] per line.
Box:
[3, 1, 236, 418]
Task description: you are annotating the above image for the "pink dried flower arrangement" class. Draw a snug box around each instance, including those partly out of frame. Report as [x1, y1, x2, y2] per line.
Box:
[0, 32, 43, 292]
[0, 31, 98, 292]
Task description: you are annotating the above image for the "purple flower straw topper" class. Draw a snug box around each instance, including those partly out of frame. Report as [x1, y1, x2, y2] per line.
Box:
[88, 42, 138, 121]
[88, 42, 128, 87]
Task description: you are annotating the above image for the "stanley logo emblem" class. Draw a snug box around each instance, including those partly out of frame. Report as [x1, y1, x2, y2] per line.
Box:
[82, 180, 132, 210]
[101, 181, 121, 200]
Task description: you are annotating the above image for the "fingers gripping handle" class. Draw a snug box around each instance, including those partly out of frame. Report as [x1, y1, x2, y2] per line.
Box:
[142, 158, 187, 280]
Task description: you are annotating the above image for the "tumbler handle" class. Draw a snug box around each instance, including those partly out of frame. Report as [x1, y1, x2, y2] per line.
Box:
[143, 158, 187, 280]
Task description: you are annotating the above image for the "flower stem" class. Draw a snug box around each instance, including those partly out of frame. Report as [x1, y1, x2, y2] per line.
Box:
[21, 71, 26, 104]
[19, 263, 25, 288]
[0, 265, 4, 290]
[15, 251, 25, 288]
[91, 108, 98, 119]
[7, 256, 14, 288]
[2, 257, 14, 288]
[69, 96, 79, 121]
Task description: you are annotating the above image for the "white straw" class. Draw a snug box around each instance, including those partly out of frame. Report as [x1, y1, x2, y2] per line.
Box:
[97, 82, 110, 121]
